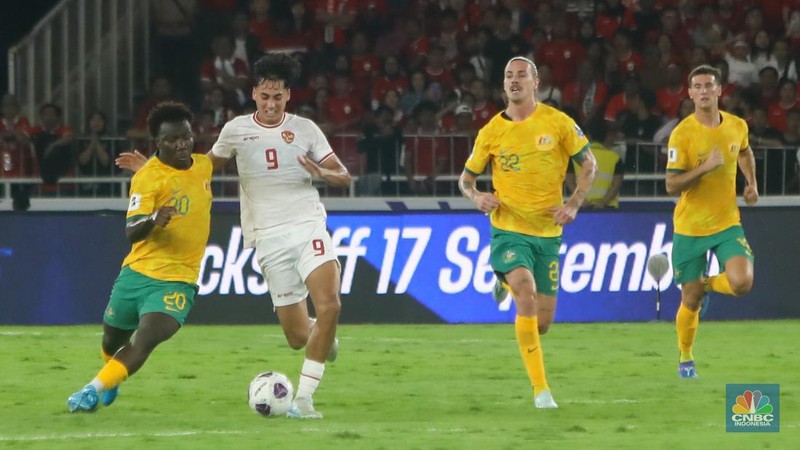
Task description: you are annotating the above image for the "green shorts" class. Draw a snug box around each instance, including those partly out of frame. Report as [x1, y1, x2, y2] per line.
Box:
[490, 226, 562, 296]
[672, 225, 754, 285]
[103, 266, 197, 330]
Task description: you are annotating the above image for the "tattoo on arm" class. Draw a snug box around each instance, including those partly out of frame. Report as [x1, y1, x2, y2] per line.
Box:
[459, 178, 476, 199]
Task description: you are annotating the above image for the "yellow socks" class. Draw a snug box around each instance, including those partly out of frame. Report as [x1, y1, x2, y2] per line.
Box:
[515, 315, 549, 395]
[707, 273, 734, 295]
[95, 359, 129, 391]
[676, 304, 700, 363]
[101, 349, 112, 363]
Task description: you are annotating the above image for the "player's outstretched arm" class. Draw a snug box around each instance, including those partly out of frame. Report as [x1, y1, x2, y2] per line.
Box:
[298, 155, 352, 187]
[738, 147, 759, 205]
[115, 150, 148, 173]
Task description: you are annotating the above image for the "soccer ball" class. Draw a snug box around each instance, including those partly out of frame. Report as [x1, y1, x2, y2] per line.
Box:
[248, 371, 294, 417]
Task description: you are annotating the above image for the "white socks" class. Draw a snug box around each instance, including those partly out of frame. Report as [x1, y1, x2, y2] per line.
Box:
[296, 359, 325, 399]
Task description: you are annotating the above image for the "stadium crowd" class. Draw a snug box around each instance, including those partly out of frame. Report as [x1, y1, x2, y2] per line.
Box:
[2, 0, 800, 208]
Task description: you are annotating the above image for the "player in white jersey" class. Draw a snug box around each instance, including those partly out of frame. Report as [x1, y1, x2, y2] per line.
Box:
[116, 54, 351, 419]
[210, 54, 351, 419]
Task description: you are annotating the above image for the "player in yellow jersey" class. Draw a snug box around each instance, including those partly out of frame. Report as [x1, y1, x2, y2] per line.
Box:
[67, 102, 213, 412]
[666, 65, 758, 379]
[459, 57, 597, 409]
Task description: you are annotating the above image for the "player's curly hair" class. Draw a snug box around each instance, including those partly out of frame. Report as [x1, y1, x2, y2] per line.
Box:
[147, 101, 193, 138]
[252, 53, 301, 88]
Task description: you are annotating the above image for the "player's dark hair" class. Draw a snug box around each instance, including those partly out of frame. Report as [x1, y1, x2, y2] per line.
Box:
[147, 101, 193, 139]
[252, 53, 301, 88]
[688, 65, 722, 86]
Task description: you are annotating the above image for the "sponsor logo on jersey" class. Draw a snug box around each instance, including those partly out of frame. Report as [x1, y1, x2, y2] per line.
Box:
[281, 130, 295, 144]
[243, 135, 260, 141]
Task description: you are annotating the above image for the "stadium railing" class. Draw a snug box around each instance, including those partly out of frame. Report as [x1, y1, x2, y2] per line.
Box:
[1, 135, 799, 204]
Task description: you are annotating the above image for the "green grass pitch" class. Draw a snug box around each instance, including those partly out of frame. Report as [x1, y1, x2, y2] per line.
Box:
[0, 322, 797, 449]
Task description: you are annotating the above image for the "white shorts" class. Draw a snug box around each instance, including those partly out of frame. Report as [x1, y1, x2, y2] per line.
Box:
[254, 222, 338, 308]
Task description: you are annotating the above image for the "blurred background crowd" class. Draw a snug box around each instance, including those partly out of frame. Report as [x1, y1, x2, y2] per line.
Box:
[2, 0, 800, 209]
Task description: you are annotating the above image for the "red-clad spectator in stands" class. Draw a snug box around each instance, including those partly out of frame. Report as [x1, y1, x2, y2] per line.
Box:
[200, 34, 250, 106]
[316, 0, 358, 49]
[535, 15, 586, 89]
[371, 55, 408, 110]
[768, 79, 800, 132]
[595, 0, 625, 40]
[261, 4, 312, 55]
[440, 103, 466, 134]
[0, 94, 32, 178]
[127, 76, 175, 143]
[470, 79, 498, 129]
[326, 72, 364, 132]
[248, 0, 271, 45]
[563, 61, 609, 126]
[452, 63, 477, 102]
[423, 45, 455, 91]
[605, 76, 646, 123]
[404, 101, 449, 195]
[30, 103, 75, 186]
[613, 30, 644, 79]
[193, 109, 221, 154]
[657, 64, 689, 119]
[349, 30, 381, 98]
[400, 17, 430, 72]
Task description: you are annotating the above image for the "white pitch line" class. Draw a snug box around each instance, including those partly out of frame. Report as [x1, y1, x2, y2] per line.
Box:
[0, 430, 251, 442]
[0, 331, 43, 336]
[565, 399, 638, 404]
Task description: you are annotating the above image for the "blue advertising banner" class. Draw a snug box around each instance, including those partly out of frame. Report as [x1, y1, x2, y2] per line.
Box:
[1, 208, 798, 325]
[324, 213, 679, 323]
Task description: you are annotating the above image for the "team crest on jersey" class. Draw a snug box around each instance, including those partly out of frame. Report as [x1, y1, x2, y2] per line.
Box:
[204, 180, 210, 191]
[730, 144, 740, 153]
[537, 135, 553, 146]
[281, 130, 295, 144]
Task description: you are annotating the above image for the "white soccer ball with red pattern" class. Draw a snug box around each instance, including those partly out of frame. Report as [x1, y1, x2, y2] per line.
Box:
[248, 371, 294, 417]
